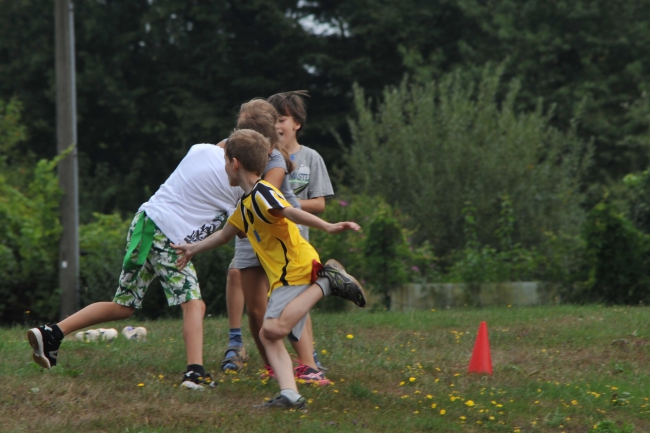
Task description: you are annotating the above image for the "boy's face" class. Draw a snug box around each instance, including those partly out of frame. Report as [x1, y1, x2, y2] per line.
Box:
[276, 115, 301, 145]
[224, 154, 240, 186]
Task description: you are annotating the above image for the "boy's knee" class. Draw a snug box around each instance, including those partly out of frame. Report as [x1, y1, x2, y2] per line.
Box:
[260, 322, 286, 341]
[181, 299, 205, 314]
[115, 303, 136, 319]
[247, 305, 266, 323]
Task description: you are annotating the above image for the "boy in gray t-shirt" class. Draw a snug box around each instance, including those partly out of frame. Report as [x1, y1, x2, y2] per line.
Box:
[268, 90, 334, 371]
[288, 145, 334, 241]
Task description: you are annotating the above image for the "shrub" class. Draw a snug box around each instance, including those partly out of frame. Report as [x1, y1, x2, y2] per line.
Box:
[346, 63, 592, 257]
[622, 169, 650, 234]
[0, 99, 63, 323]
[575, 200, 650, 304]
[444, 196, 586, 297]
[310, 191, 434, 310]
[79, 213, 131, 307]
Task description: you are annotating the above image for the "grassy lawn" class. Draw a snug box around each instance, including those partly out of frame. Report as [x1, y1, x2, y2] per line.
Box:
[2, 305, 649, 432]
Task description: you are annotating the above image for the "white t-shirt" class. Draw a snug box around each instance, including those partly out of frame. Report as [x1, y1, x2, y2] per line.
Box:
[139, 144, 243, 245]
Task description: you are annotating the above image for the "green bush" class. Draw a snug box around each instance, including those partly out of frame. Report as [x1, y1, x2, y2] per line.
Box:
[622, 169, 650, 234]
[444, 196, 586, 297]
[0, 95, 232, 323]
[311, 191, 434, 310]
[346, 63, 592, 257]
[446, 197, 541, 284]
[79, 213, 131, 307]
[575, 200, 650, 304]
[0, 98, 63, 323]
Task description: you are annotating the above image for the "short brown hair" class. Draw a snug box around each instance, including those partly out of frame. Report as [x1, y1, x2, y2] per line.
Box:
[237, 98, 294, 172]
[237, 99, 280, 147]
[225, 129, 271, 176]
[267, 90, 309, 138]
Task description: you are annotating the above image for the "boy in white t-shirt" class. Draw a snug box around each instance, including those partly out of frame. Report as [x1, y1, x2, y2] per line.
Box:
[27, 144, 242, 390]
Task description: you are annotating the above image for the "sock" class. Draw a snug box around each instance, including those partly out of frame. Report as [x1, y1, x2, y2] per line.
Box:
[51, 324, 64, 342]
[228, 328, 243, 346]
[225, 328, 243, 359]
[316, 277, 331, 297]
[187, 364, 205, 376]
[280, 388, 302, 403]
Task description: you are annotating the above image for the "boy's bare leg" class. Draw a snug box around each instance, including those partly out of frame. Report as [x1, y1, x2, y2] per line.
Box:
[241, 266, 271, 365]
[259, 323, 298, 392]
[57, 302, 135, 335]
[290, 315, 317, 369]
[180, 299, 205, 366]
[226, 269, 244, 329]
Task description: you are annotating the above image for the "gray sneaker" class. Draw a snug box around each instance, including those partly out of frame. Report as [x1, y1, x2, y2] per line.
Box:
[263, 393, 307, 409]
[318, 259, 367, 308]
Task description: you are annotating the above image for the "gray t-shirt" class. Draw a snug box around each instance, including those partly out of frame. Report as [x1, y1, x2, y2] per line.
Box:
[289, 145, 334, 201]
[289, 145, 334, 240]
[231, 148, 301, 269]
[264, 148, 301, 209]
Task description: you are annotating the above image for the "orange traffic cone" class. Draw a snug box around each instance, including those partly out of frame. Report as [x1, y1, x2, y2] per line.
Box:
[468, 321, 493, 375]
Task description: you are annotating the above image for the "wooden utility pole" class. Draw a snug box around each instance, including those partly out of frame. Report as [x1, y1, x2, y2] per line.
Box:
[55, 0, 80, 318]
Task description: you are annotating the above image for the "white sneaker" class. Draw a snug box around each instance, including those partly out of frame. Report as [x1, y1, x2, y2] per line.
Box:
[99, 328, 118, 342]
[87, 329, 100, 342]
[122, 326, 147, 341]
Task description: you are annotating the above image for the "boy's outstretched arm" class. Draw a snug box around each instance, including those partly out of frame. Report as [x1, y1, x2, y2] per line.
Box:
[171, 222, 240, 270]
[270, 207, 360, 233]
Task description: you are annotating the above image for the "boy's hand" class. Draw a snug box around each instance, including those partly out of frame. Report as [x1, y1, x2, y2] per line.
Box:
[171, 243, 195, 271]
[326, 221, 361, 234]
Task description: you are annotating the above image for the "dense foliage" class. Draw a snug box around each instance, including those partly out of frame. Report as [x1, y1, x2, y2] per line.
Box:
[347, 65, 592, 255]
[577, 200, 650, 305]
[310, 192, 433, 310]
[2, 0, 650, 220]
[4, 1, 650, 319]
[0, 99, 62, 323]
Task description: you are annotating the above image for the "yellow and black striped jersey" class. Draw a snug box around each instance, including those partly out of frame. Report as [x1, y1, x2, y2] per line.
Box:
[227, 180, 320, 292]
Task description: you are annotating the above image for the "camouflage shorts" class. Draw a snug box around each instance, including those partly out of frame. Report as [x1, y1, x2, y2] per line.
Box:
[113, 212, 202, 308]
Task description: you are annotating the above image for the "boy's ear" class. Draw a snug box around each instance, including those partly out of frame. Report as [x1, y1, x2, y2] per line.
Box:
[232, 157, 241, 170]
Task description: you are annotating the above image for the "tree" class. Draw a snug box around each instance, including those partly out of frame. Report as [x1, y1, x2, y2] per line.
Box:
[347, 64, 592, 256]
[0, 99, 63, 323]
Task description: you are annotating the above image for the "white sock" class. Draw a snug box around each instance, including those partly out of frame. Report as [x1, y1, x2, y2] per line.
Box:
[280, 389, 302, 403]
[316, 277, 331, 296]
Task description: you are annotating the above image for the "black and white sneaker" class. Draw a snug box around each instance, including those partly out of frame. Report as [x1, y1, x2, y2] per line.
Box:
[263, 393, 307, 409]
[27, 325, 61, 369]
[180, 371, 217, 390]
[318, 259, 367, 308]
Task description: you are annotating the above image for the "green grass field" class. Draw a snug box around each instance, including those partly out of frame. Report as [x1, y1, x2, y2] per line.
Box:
[2, 306, 649, 432]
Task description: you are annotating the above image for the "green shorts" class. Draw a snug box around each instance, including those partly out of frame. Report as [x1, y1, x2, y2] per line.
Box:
[113, 212, 202, 308]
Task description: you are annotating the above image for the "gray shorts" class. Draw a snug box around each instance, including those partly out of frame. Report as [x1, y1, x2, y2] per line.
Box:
[265, 284, 311, 341]
[229, 236, 262, 270]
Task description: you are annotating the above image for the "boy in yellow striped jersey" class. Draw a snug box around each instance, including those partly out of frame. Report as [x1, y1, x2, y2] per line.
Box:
[172, 129, 366, 409]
